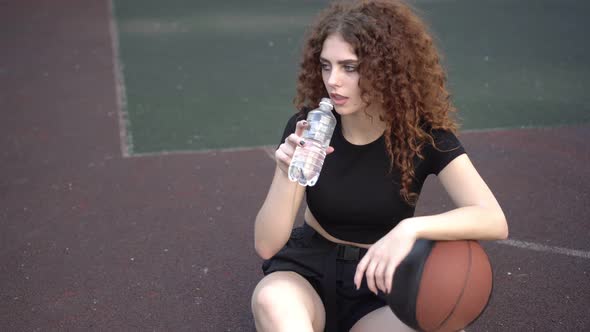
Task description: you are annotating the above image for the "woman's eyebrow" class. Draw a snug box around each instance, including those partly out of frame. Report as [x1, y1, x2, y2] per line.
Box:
[319, 57, 358, 64]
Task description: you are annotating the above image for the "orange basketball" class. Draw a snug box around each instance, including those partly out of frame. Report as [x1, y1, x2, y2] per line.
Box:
[386, 240, 493, 332]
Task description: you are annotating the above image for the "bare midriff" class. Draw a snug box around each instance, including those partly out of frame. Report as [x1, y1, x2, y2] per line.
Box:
[304, 207, 373, 249]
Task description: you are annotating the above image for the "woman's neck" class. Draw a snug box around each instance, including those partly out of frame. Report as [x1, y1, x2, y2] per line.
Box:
[340, 108, 387, 145]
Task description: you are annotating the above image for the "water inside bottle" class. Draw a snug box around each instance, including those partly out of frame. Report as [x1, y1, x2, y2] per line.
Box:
[288, 139, 326, 186]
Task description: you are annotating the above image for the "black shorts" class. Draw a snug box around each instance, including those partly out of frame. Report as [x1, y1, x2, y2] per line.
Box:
[261, 222, 389, 332]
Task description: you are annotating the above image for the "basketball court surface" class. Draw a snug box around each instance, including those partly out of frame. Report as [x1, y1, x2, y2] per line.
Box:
[1, 0, 589, 330]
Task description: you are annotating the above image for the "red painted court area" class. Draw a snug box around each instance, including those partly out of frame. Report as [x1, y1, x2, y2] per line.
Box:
[1, 1, 589, 331]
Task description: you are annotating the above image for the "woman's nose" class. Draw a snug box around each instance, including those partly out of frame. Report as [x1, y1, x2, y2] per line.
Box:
[328, 69, 341, 87]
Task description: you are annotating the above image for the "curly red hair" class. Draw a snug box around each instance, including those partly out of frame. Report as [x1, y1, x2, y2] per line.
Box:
[294, 0, 460, 204]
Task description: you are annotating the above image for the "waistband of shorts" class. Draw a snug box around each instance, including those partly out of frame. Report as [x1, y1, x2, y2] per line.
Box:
[301, 222, 369, 262]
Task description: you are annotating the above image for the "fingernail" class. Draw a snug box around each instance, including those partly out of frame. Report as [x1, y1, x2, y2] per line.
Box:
[299, 140, 305, 146]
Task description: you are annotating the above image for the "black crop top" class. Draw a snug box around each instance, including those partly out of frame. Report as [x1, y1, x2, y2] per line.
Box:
[279, 111, 466, 244]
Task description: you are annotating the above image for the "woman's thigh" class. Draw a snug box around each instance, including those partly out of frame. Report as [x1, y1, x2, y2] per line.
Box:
[252, 271, 326, 332]
[349, 306, 415, 332]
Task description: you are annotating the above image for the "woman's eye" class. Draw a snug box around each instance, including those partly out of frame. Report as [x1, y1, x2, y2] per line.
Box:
[344, 65, 357, 72]
[320, 63, 331, 71]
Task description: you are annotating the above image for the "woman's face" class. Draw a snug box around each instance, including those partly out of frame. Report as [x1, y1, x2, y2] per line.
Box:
[320, 34, 364, 116]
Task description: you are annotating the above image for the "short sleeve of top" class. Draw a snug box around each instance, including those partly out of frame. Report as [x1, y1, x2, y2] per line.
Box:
[421, 129, 466, 176]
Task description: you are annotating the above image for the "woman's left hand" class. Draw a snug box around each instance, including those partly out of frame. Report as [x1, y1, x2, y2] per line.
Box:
[354, 220, 417, 295]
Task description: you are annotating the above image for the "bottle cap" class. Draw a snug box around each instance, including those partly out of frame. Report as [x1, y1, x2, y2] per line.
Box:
[319, 98, 334, 110]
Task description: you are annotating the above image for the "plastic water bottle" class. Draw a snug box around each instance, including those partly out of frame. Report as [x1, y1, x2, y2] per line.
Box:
[288, 98, 336, 186]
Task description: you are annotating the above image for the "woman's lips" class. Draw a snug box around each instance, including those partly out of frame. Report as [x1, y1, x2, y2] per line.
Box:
[330, 93, 348, 106]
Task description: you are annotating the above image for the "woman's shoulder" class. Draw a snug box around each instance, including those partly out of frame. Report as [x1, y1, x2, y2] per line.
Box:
[426, 127, 463, 151]
[420, 127, 466, 176]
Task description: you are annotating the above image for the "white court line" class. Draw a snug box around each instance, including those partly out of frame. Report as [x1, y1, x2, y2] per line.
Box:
[106, 7, 587, 160]
[497, 239, 590, 259]
[117, 124, 578, 159]
[108, 0, 133, 157]
[125, 145, 276, 158]
[116, 125, 546, 159]
[105, 0, 588, 160]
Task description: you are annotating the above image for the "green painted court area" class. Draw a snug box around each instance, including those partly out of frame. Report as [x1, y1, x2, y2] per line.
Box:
[113, 0, 590, 154]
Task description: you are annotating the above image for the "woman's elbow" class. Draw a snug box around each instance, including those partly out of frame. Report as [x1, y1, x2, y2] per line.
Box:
[495, 210, 509, 240]
[254, 241, 277, 260]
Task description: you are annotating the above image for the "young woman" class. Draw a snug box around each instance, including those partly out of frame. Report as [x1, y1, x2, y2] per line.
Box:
[251, 1, 508, 331]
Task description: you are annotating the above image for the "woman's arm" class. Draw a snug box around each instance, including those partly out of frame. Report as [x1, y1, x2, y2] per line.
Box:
[254, 165, 306, 259]
[401, 153, 508, 240]
[254, 119, 335, 259]
[354, 153, 508, 294]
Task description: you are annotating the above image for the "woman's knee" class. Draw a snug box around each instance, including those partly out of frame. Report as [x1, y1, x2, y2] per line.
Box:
[251, 271, 315, 314]
[251, 271, 325, 331]
[251, 275, 285, 314]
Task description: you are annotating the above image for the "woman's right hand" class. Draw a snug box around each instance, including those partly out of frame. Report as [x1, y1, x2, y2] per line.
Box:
[275, 120, 335, 175]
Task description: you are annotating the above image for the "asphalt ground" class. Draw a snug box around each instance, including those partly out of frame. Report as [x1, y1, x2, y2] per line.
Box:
[1, 0, 589, 331]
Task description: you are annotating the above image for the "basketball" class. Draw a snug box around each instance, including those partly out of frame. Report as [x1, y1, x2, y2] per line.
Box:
[386, 239, 493, 332]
